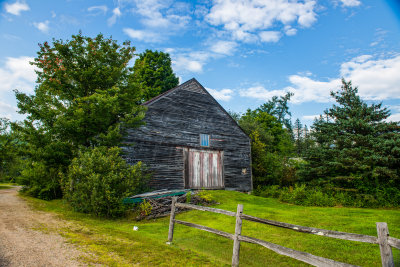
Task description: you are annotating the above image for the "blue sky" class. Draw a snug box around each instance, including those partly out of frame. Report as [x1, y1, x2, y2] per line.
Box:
[1, 0, 400, 127]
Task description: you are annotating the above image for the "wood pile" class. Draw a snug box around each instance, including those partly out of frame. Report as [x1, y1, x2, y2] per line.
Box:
[134, 191, 216, 221]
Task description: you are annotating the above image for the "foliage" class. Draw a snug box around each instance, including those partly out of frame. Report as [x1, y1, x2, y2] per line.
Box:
[293, 118, 303, 155]
[63, 146, 150, 217]
[139, 199, 153, 217]
[132, 49, 179, 102]
[257, 92, 294, 132]
[0, 118, 22, 182]
[301, 79, 400, 202]
[237, 105, 294, 187]
[13, 33, 145, 200]
[186, 191, 192, 203]
[197, 190, 214, 203]
[255, 184, 400, 208]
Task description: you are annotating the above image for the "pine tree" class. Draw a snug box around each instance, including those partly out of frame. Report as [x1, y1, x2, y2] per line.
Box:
[294, 118, 303, 156]
[303, 79, 400, 195]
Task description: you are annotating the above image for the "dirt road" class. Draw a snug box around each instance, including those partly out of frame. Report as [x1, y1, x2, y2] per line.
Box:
[0, 187, 85, 267]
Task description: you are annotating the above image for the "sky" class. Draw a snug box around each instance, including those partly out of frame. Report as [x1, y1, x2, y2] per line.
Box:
[1, 0, 400, 127]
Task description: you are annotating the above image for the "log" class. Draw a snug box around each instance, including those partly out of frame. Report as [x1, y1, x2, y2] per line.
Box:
[175, 202, 236, 217]
[167, 197, 177, 244]
[232, 204, 243, 267]
[376, 222, 394, 267]
[239, 235, 358, 267]
[388, 236, 400, 250]
[241, 214, 378, 244]
[175, 219, 234, 240]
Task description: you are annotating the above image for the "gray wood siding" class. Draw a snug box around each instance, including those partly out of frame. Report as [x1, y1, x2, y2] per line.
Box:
[122, 79, 252, 191]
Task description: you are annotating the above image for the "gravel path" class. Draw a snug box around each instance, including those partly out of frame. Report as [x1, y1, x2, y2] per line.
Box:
[0, 187, 85, 267]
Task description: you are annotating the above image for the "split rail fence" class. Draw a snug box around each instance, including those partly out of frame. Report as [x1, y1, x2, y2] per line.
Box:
[167, 197, 400, 267]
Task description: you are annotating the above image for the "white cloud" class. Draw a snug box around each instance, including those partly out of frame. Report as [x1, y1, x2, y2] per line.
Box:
[123, 28, 162, 43]
[339, 54, 400, 100]
[284, 25, 297, 36]
[4, 1, 29, 16]
[340, 0, 361, 7]
[88, 5, 108, 15]
[286, 75, 340, 103]
[108, 7, 121, 26]
[33, 21, 50, 33]
[240, 54, 400, 104]
[210, 41, 237, 55]
[132, 0, 190, 30]
[239, 85, 288, 100]
[173, 56, 204, 73]
[259, 31, 281, 43]
[302, 114, 320, 121]
[206, 0, 317, 42]
[0, 56, 36, 95]
[387, 113, 400, 122]
[206, 88, 234, 101]
[0, 102, 17, 120]
[0, 56, 36, 120]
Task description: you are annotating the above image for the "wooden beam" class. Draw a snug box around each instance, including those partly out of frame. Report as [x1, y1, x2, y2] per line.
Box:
[239, 235, 358, 267]
[174, 219, 234, 240]
[388, 236, 400, 250]
[175, 202, 236, 217]
[376, 222, 394, 267]
[167, 197, 177, 244]
[232, 204, 243, 267]
[241, 214, 378, 244]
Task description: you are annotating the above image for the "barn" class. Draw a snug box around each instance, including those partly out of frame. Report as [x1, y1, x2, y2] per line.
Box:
[123, 78, 252, 191]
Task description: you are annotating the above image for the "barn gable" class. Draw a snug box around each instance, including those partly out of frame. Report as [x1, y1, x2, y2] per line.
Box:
[123, 78, 252, 191]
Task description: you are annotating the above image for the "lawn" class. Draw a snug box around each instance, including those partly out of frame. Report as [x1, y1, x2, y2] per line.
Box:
[24, 190, 400, 266]
[0, 183, 16, 189]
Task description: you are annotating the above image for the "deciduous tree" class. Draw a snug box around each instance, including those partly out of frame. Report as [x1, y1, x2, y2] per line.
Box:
[132, 49, 179, 102]
[14, 33, 145, 199]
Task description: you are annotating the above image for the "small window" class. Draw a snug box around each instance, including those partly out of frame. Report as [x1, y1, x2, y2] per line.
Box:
[200, 134, 210, 147]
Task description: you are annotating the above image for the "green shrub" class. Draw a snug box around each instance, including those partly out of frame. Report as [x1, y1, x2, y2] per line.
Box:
[255, 184, 400, 208]
[139, 199, 153, 216]
[197, 190, 214, 202]
[18, 161, 63, 200]
[63, 146, 150, 217]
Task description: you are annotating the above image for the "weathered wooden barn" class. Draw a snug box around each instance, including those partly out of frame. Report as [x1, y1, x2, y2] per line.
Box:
[123, 78, 252, 191]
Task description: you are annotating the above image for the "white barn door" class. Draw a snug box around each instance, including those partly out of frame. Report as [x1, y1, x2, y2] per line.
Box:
[185, 148, 223, 189]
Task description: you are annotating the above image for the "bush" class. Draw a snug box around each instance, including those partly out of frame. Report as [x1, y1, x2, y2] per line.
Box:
[254, 184, 400, 208]
[63, 146, 150, 217]
[18, 161, 63, 200]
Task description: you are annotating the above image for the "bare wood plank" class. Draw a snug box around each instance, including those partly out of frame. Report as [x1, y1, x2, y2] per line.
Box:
[388, 236, 400, 250]
[376, 222, 394, 267]
[175, 219, 234, 240]
[175, 202, 236, 217]
[232, 204, 243, 267]
[239, 235, 358, 267]
[167, 197, 177, 244]
[241, 214, 378, 244]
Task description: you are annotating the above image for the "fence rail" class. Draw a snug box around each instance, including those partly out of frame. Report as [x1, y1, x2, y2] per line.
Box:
[167, 197, 399, 267]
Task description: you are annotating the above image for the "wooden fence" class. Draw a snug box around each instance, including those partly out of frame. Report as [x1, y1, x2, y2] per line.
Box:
[167, 197, 400, 267]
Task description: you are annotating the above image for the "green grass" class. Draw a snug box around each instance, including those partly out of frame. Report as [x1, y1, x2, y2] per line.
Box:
[23, 190, 400, 266]
[0, 183, 17, 189]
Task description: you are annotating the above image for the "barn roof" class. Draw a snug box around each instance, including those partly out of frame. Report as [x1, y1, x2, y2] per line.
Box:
[142, 78, 249, 139]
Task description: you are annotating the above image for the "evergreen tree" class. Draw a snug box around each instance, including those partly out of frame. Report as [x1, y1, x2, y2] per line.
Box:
[303, 79, 400, 195]
[132, 50, 179, 102]
[294, 118, 303, 155]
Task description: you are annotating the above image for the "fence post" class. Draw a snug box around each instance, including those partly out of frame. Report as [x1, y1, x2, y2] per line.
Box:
[167, 197, 177, 245]
[376, 222, 394, 267]
[232, 204, 243, 267]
